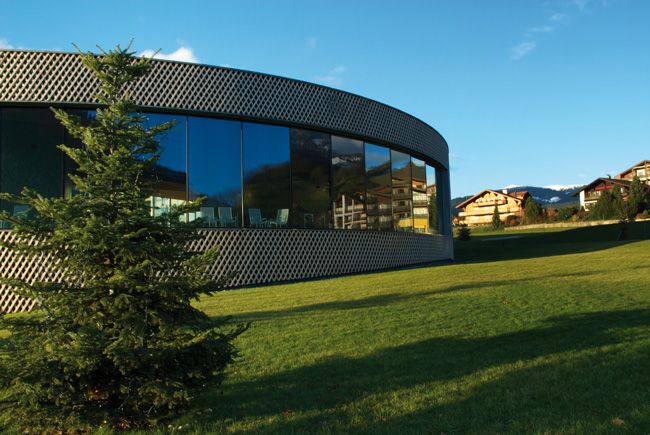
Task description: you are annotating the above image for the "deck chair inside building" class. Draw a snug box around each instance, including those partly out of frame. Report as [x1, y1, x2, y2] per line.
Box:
[269, 208, 289, 227]
[218, 207, 236, 227]
[199, 207, 216, 227]
[248, 208, 264, 227]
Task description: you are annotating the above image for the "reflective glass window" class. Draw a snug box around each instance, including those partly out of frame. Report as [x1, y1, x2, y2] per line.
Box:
[0, 108, 64, 216]
[188, 117, 242, 227]
[242, 123, 290, 227]
[365, 143, 392, 230]
[290, 129, 331, 228]
[331, 136, 366, 229]
[391, 150, 412, 231]
[144, 113, 188, 215]
[412, 157, 428, 233]
[426, 164, 440, 234]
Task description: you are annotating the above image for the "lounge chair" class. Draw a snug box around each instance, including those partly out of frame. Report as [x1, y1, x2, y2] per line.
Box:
[269, 208, 289, 228]
[218, 207, 236, 227]
[200, 207, 216, 227]
[248, 208, 265, 227]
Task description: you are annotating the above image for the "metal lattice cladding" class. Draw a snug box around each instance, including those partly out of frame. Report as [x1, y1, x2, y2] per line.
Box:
[0, 50, 448, 168]
[0, 229, 451, 313]
[0, 49, 453, 313]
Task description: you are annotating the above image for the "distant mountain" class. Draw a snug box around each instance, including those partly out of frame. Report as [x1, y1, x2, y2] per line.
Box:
[451, 184, 584, 216]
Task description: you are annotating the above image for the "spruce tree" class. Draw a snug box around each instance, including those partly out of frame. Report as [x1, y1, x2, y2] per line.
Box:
[523, 196, 543, 224]
[0, 43, 246, 432]
[590, 188, 619, 220]
[491, 204, 504, 230]
[625, 176, 646, 221]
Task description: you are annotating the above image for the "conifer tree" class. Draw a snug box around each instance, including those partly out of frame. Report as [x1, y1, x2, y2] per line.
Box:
[590, 187, 623, 221]
[625, 176, 646, 221]
[0, 42, 246, 432]
[523, 196, 543, 224]
[491, 204, 504, 230]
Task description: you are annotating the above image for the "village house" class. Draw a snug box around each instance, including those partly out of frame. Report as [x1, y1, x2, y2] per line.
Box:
[617, 160, 650, 185]
[456, 189, 530, 226]
[573, 160, 650, 210]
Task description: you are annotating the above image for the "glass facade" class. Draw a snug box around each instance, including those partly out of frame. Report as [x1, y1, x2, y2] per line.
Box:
[290, 129, 331, 228]
[0, 108, 63, 215]
[365, 143, 392, 231]
[0, 107, 445, 234]
[242, 122, 291, 227]
[412, 157, 428, 233]
[426, 164, 440, 234]
[391, 150, 412, 231]
[188, 116, 241, 227]
[145, 114, 188, 216]
[331, 136, 366, 229]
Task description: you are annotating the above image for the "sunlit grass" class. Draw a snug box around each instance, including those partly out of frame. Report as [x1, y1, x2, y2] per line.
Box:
[128, 222, 650, 434]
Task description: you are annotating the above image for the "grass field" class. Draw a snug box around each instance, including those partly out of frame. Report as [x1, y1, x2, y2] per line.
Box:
[133, 221, 650, 434]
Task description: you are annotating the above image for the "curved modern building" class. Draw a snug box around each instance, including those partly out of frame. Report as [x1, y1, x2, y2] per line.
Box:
[0, 49, 452, 312]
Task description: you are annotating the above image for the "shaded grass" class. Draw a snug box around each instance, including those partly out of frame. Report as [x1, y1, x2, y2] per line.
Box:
[131, 223, 650, 434]
[455, 220, 650, 263]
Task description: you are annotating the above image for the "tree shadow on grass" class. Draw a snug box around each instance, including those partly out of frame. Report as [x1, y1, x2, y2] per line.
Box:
[228, 270, 602, 322]
[455, 221, 650, 264]
[195, 308, 650, 433]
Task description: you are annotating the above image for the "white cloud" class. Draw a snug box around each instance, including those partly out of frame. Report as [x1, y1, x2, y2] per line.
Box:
[315, 75, 343, 87]
[314, 65, 347, 87]
[568, 0, 590, 11]
[511, 8, 574, 60]
[527, 25, 554, 34]
[139, 46, 198, 63]
[0, 38, 14, 49]
[511, 41, 537, 60]
[305, 36, 317, 50]
[550, 13, 568, 22]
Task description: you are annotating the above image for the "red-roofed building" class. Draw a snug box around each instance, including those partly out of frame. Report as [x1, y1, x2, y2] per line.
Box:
[572, 177, 650, 210]
[573, 160, 650, 210]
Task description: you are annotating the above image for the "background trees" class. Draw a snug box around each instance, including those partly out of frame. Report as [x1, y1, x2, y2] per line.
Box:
[523, 197, 544, 224]
[625, 176, 647, 221]
[0, 43, 245, 432]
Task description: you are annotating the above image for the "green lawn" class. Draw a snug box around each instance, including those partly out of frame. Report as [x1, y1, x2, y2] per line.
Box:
[134, 222, 650, 434]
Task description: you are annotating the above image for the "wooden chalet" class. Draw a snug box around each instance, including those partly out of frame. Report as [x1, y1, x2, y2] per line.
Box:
[456, 189, 530, 226]
[617, 160, 650, 185]
[572, 177, 650, 210]
[573, 160, 650, 210]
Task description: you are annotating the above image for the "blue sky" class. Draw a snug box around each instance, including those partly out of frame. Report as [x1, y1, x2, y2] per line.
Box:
[1, 0, 648, 197]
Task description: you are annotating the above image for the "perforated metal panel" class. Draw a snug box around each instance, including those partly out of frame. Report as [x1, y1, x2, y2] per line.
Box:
[0, 232, 53, 313]
[0, 49, 454, 314]
[0, 229, 450, 313]
[0, 50, 448, 168]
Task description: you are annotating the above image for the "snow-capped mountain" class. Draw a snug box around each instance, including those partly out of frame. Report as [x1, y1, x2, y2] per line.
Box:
[451, 184, 584, 215]
[500, 185, 583, 205]
[543, 184, 585, 191]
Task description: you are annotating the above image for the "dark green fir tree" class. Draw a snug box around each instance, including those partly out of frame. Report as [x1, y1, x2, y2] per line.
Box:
[491, 204, 504, 230]
[523, 196, 544, 225]
[0, 42, 246, 432]
[625, 176, 647, 221]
